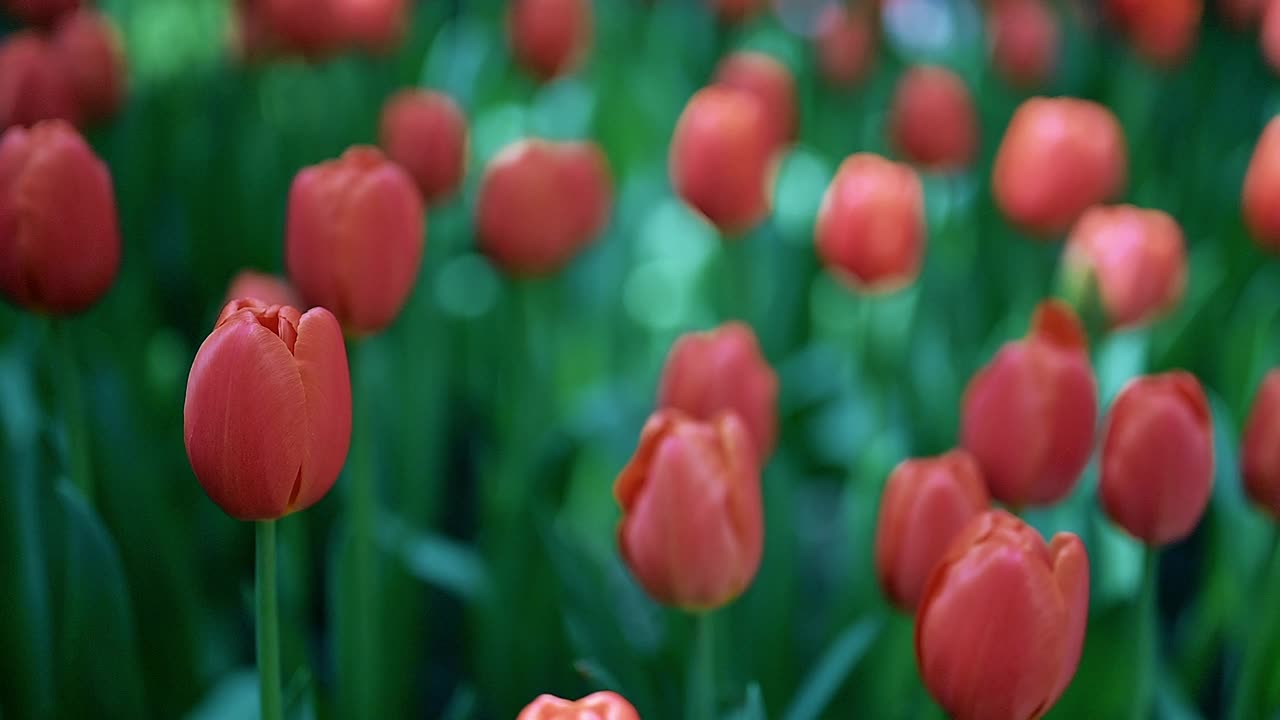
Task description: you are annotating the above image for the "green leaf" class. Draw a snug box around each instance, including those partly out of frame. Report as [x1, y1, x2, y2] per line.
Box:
[378, 515, 493, 602]
[184, 669, 257, 720]
[726, 683, 768, 720]
[783, 619, 882, 720]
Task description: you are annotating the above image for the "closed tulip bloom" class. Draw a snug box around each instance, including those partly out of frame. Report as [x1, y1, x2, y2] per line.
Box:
[507, 0, 592, 81]
[993, 97, 1127, 236]
[1101, 372, 1213, 546]
[2, 0, 80, 25]
[0, 120, 118, 314]
[714, 52, 797, 153]
[331, 0, 406, 53]
[379, 89, 468, 205]
[226, 270, 301, 309]
[988, 0, 1060, 89]
[814, 3, 877, 88]
[615, 410, 763, 610]
[0, 33, 79, 130]
[1063, 204, 1187, 329]
[53, 10, 128, 126]
[962, 301, 1097, 507]
[889, 65, 978, 171]
[1266, 1, 1280, 74]
[1243, 370, 1280, 517]
[185, 300, 352, 520]
[258, 0, 339, 57]
[916, 510, 1089, 720]
[286, 146, 424, 335]
[709, 0, 763, 23]
[658, 322, 779, 458]
[1242, 117, 1280, 252]
[816, 153, 925, 292]
[670, 87, 775, 236]
[875, 450, 990, 612]
[1121, 0, 1202, 67]
[517, 691, 640, 720]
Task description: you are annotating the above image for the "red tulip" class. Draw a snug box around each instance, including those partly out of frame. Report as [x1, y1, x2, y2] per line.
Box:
[0, 32, 79, 130]
[889, 65, 978, 171]
[1116, 0, 1202, 67]
[507, 0, 592, 81]
[813, 3, 877, 88]
[285, 146, 424, 335]
[988, 0, 1060, 88]
[330, 0, 407, 53]
[52, 10, 128, 126]
[476, 138, 612, 276]
[615, 410, 763, 610]
[916, 510, 1089, 720]
[1242, 116, 1280, 252]
[658, 322, 779, 459]
[0, 120, 118, 314]
[517, 691, 640, 720]
[1063, 204, 1187, 329]
[226, 270, 301, 309]
[993, 97, 1127, 236]
[184, 300, 352, 521]
[815, 152, 925, 292]
[1266, 1, 1280, 74]
[1243, 369, 1280, 518]
[1101, 372, 1213, 546]
[670, 87, 775, 236]
[962, 301, 1097, 507]
[713, 51, 797, 153]
[875, 450, 989, 612]
[708, 0, 763, 23]
[252, 0, 339, 58]
[1, 0, 80, 25]
[1220, 0, 1263, 28]
[379, 89, 468, 206]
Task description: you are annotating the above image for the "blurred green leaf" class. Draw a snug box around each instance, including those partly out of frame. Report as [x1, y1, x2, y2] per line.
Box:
[783, 618, 882, 720]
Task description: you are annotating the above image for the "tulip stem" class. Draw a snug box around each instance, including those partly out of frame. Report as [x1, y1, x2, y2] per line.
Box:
[687, 611, 716, 720]
[53, 318, 92, 503]
[1131, 547, 1158, 720]
[1230, 529, 1280, 720]
[257, 520, 282, 720]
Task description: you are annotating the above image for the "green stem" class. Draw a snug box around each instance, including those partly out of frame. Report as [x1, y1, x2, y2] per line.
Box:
[721, 235, 753, 323]
[53, 318, 92, 502]
[1231, 530, 1280, 720]
[1132, 547, 1159, 720]
[347, 339, 378, 715]
[687, 611, 716, 720]
[257, 520, 282, 720]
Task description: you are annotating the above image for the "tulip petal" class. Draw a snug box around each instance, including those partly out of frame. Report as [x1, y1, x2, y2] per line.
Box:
[1046, 533, 1090, 707]
[1030, 300, 1087, 351]
[291, 307, 352, 512]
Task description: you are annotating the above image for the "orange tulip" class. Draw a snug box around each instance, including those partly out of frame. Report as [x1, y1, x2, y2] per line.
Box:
[517, 691, 640, 720]
[379, 89, 468, 206]
[184, 300, 352, 521]
[615, 411, 763, 610]
[993, 97, 1127, 236]
[815, 153, 925, 292]
[52, 10, 127, 126]
[1101, 372, 1213, 546]
[988, 0, 1060, 88]
[1243, 369, 1280, 518]
[1, 0, 80, 25]
[0, 120, 119, 314]
[889, 65, 978, 172]
[1242, 117, 1280, 252]
[916, 510, 1089, 720]
[226, 270, 301, 309]
[962, 301, 1097, 507]
[507, 0, 592, 81]
[813, 3, 877, 88]
[714, 51, 797, 154]
[658, 322, 779, 459]
[0, 32, 79, 130]
[1063, 204, 1187, 329]
[285, 146, 424, 335]
[875, 450, 989, 612]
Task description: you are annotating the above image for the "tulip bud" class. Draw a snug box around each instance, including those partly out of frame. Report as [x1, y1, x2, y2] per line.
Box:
[258, 0, 339, 58]
[658, 322, 779, 459]
[0, 32, 79, 130]
[709, 0, 763, 23]
[889, 65, 978, 172]
[962, 301, 1097, 506]
[1242, 116, 1280, 253]
[226, 270, 301, 309]
[916, 510, 1089, 720]
[517, 691, 640, 720]
[285, 146, 424, 335]
[815, 153, 925, 292]
[476, 138, 612, 276]
[379, 89, 468, 206]
[185, 300, 352, 520]
[53, 10, 128, 126]
[988, 0, 1060, 88]
[0, 120, 119, 314]
[1118, 0, 1202, 67]
[615, 410, 763, 610]
[1063, 204, 1187, 329]
[993, 97, 1127, 236]
[875, 450, 989, 612]
[330, 0, 406, 53]
[1100, 372, 1213, 546]
[814, 3, 877, 88]
[2, 0, 80, 26]
[507, 0, 592, 81]
[713, 51, 797, 154]
[670, 87, 775, 237]
[1243, 369, 1280, 518]
[1266, 1, 1280, 75]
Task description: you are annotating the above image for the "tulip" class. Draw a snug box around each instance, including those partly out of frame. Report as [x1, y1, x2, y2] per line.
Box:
[988, 0, 1060, 89]
[1220, 0, 1263, 28]
[658, 322, 779, 459]
[1113, 0, 1202, 67]
[1266, 1, 1280, 75]
[993, 97, 1127, 236]
[875, 449, 989, 612]
[53, 10, 128, 126]
[285, 146, 424, 335]
[889, 65, 978, 172]
[330, 0, 406, 53]
[507, 0, 592, 81]
[813, 3, 877, 88]
[962, 301, 1097, 507]
[226, 270, 301, 309]
[1243, 369, 1280, 518]
[815, 152, 925, 292]
[1100, 372, 1213, 546]
[476, 138, 612, 276]
[708, 0, 763, 23]
[254, 0, 339, 58]
[1, 0, 80, 25]
[379, 89, 468, 206]
[0, 120, 119, 314]
[0, 32, 79, 130]
[184, 299, 352, 520]
[615, 410, 763, 610]
[916, 510, 1089, 720]
[1243, 117, 1280, 252]
[517, 691, 641, 720]
[1063, 204, 1187, 329]
[713, 51, 797, 154]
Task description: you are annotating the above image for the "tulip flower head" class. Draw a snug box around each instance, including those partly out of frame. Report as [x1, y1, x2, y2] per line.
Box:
[1110, 0, 1202, 67]
[1242, 116, 1280, 253]
[2, 0, 80, 26]
[988, 0, 1060, 88]
[709, 0, 763, 23]
[1101, 372, 1213, 546]
[0, 32, 79, 130]
[814, 3, 877, 88]
[52, 10, 127, 126]
[615, 410, 764, 610]
[330, 0, 407, 53]
[185, 300, 352, 521]
[1265, 1, 1280, 74]
[517, 691, 640, 720]
[507, 0, 592, 81]
[713, 51, 797, 155]
[226, 270, 301, 309]
[1220, 0, 1262, 28]
[916, 510, 1090, 720]
[379, 89, 468, 206]
[889, 65, 978, 172]
[1243, 369, 1280, 518]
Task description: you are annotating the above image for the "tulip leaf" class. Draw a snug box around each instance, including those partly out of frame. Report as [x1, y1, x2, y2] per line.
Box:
[378, 515, 493, 603]
[782, 618, 883, 720]
[726, 682, 768, 720]
[184, 669, 257, 720]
